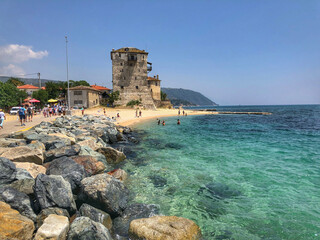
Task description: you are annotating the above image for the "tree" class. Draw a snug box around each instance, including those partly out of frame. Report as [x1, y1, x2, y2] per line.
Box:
[69, 80, 90, 87]
[106, 91, 120, 106]
[45, 82, 65, 99]
[0, 82, 28, 110]
[6, 77, 24, 86]
[32, 90, 48, 107]
[161, 91, 167, 101]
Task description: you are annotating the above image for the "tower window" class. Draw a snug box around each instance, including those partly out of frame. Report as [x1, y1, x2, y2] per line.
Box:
[119, 53, 121, 58]
[130, 63, 133, 66]
[136, 86, 139, 89]
[121, 86, 124, 89]
[135, 77, 137, 80]
[156, 83, 158, 86]
[120, 63, 123, 66]
[123, 77, 126, 80]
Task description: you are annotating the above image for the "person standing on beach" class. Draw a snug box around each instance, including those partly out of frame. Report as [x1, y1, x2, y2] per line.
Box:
[18, 105, 26, 126]
[27, 106, 33, 122]
[0, 109, 6, 129]
[139, 110, 142, 117]
[178, 110, 180, 116]
[81, 106, 85, 116]
[104, 108, 106, 116]
[183, 110, 185, 116]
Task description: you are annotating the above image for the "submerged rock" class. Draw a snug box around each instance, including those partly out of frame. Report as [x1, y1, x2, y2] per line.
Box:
[79, 203, 112, 230]
[113, 203, 159, 238]
[198, 182, 241, 200]
[164, 142, 184, 149]
[0, 157, 17, 185]
[67, 216, 113, 240]
[0, 186, 37, 221]
[34, 214, 69, 240]
[34, 174, 76, 214]
[0, 201, 35, 240]
[148, 175, 167, 187]
[129, 216, 202, 240]
[46, 156, 88, 192]
[80, 173, 129, 217]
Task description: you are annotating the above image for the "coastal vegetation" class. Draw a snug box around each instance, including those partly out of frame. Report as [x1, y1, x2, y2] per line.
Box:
[32, 89, 48, 107]
[0, 81, 28, 110]
[126, 100, 141, 107]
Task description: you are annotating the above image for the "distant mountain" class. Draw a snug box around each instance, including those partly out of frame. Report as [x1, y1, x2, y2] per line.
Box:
[0, 76, 62, 87]
[162, 88, 218, 106]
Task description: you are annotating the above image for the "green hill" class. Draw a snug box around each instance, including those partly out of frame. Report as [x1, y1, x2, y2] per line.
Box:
[162, 88, 218, 106]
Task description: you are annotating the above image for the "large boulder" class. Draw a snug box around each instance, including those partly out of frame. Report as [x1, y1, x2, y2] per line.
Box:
[0, 138, 27, 147]
[77, 137, 106, 151]
[28, 140, 46, 151]
[15, 168, 33, 180]
[10, 178, 35, 196]
[34, 174, 76, 214]
[129, 216, 202, 240]
[0, 146, 44, 165]
[113, 203, 159, 238]
[44, 144, 81, 162]
[97, 147, 126, 164]
[46, 156, 88, 192]
[67, 216, 113, 240]
[34, 214, 69, 240]
[36, 207, 70, 229]
[80, 173, 129, 217]
[79, 146, 108, 165]
[0, 201, 35, 240]
[0, 186, 37, 221]
[0, 157, 17, 185]
[79, 203, 112, 230]
[14, 162, 46, 178]
[71, 155, 106, 176]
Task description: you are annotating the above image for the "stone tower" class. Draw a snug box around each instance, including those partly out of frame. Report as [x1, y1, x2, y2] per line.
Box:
[110, 47, 155, 109]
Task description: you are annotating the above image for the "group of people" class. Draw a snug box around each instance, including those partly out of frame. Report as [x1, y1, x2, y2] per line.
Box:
[16, 105, 34, 126]
[178, 109, 187, 117]
[157, 119, 181, 126]
[135, 109, 142, 118]
[42, 104, 67, 118]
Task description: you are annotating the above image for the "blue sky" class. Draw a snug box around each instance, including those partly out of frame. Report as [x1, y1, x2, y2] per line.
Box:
[0, 0, 319, 105]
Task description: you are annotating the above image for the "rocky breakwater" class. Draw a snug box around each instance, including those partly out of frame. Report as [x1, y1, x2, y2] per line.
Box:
[0, 115, 202, 240]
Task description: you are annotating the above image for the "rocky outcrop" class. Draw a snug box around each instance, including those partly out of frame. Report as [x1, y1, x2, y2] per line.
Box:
[0, 201, 35, 240]
[34, 214, 69, 240]
[79, 145, 108, 165]
[44, 144, 81, 163]
[14, 162, 46, 178]
[80, 173, 129, 217]
[97, 147, 126, 164]
[0, 157, 17, 185]
[28, 140, 46, 151]
[107, 168, 128, 182]
[34, 174, 76, 214]
[113, 203, 159, 238]
[46, 157, 88, 192]
[36, 207, 70, 229]
[15, 168, 33, 180]
[67, 216, 113, 240]
[71, 155, 106, 176]
[0, 138, 26, 147]
[129, 216, 202, 240]
[0, 146, 44, 165]
[77, 137, 106, 151]
[79, 203, 112, 230]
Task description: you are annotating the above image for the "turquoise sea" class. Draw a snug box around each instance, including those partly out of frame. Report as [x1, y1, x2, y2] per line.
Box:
[123, 105, 320, 240]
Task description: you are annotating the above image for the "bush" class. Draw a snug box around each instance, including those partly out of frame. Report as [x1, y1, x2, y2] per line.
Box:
[126, 100, 141, 107]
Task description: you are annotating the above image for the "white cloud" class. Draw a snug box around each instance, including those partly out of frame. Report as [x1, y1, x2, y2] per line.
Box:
[0, 64, 25, 76]
[0, 44, 48, 63]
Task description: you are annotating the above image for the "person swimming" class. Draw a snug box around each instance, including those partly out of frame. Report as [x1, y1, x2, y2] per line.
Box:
[158, 119, 161, 125]
[177, 119, 181, 125]
[162, 120, 165, 126]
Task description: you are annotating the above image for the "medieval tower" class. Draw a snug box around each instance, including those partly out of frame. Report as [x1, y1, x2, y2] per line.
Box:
[110, 47, 157, 109]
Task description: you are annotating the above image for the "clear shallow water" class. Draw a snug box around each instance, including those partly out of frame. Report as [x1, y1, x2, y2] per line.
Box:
[123, 105, 320, 240]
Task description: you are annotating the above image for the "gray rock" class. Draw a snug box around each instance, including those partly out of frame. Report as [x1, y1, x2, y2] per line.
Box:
[10, 178, 35, 196]
[0, 138, 27, 147]
[80, 173, 129, 217]
[67, 217, 113, 240]
[79, 203, 112, 230]
[113, 203, 159, 238]
[0, 146, 44, 165]
[36, 207, 70, 229]
[0, 186, 37, 221]
[0, 157, 16, 185]
[97, 147, 126, 164]
[44, 144, 81, 162]
[79, 146, 108, 166]
[34, 174, 76, 214]
[105, 127, 118, 143]
[15, 168, 33, 180]
[46, 156, 88, 192]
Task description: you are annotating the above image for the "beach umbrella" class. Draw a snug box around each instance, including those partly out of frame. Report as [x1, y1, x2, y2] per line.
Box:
[29, 99, 40, 103]
[24, 98, 29, 102]
[48, 99, 58, 103]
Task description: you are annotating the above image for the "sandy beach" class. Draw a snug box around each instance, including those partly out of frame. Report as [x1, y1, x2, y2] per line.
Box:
[0, 107, 217, 136]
